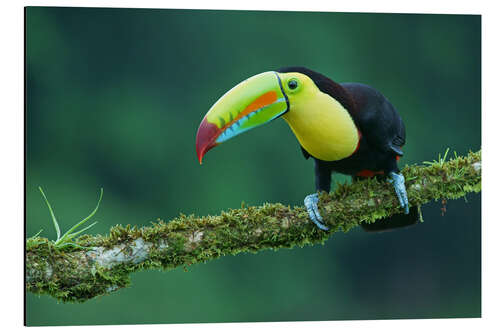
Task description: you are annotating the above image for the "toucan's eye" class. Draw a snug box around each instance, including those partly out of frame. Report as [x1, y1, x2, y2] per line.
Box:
[287, 79, 298, 90]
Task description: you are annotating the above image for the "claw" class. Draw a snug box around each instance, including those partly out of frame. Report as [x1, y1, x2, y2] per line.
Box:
[304, 193, 329, 230]
[389, 172, 409, 214]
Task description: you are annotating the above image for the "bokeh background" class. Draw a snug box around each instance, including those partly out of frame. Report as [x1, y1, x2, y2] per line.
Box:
[25, 7, 481, 325]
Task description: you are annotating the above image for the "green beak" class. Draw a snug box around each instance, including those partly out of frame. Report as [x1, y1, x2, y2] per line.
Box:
[196, 71, 289, 163]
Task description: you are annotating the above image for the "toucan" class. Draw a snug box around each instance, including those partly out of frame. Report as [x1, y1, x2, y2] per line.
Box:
[196, 67, 418, 232]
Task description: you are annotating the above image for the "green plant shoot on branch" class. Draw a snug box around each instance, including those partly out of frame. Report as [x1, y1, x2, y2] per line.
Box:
[35, 187, 103, 249]
[26, 150, 481, 303]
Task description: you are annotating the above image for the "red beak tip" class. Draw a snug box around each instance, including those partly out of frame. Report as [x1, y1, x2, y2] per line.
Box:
[196, 147, 205, 165]
[196, 117, 220, 165]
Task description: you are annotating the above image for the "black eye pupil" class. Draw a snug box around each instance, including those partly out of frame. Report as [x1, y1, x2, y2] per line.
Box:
[288, 80, 298, 90]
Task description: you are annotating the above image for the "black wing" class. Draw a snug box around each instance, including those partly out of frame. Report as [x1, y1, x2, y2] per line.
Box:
[341, 82, 405, 156]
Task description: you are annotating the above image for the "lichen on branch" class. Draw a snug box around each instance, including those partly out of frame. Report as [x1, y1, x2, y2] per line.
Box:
[26, 150, 481, 303]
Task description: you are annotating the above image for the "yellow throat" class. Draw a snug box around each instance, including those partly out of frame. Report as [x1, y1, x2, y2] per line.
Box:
[279, 73, 359, 162]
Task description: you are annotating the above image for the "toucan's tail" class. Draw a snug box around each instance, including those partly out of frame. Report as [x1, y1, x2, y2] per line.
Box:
[360, 206, 419, 232]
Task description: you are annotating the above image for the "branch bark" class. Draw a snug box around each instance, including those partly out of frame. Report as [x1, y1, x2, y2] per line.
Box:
[26, 150, 481, 302]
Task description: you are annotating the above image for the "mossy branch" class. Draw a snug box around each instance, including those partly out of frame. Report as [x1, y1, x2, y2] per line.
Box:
[26, 150, 481, 303]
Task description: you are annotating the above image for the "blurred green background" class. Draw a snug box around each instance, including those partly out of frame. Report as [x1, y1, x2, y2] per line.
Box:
[25, 7, 481, 325]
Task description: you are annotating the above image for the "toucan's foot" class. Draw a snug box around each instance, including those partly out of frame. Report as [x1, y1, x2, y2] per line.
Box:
[304, 193, 329, 231]
[388, 172, 409, 214]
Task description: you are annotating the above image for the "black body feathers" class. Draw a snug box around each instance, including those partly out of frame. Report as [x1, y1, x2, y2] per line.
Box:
[278, 67, 417, 232]
[278, 66, 405, 177]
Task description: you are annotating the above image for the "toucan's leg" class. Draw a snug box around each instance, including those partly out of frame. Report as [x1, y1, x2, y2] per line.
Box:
[356, 170, 416, 232]
[305, 160, 331, 231]
[388, 171, 409, 214]
[357, 159, 415, 232]
[304, 193, 328, 230]
[357, 171, 416, 232]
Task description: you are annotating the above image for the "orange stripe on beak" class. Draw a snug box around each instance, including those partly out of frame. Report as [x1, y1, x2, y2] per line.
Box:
[219, 91, 278, 132]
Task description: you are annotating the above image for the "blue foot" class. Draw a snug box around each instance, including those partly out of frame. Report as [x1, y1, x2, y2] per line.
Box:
[388, 172, 409, 214]
[304, 193, 329, 231]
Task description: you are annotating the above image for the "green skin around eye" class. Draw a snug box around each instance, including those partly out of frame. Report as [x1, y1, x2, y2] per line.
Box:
[285, 78, 302, 94]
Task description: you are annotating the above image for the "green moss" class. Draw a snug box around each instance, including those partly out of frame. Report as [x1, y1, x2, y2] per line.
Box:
[26, 150, 481, 303]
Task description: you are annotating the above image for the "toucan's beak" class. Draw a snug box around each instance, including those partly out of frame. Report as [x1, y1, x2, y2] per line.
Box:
[196, 71, 288, 164]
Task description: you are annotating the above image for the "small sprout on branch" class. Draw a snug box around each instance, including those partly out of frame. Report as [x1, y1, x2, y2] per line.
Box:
[38, 187, 103, 249]
[439, 148, 450, 166]
[423, 147, 450, 167]
[31, 229, 43, 238]
[26, 229, 46, 250]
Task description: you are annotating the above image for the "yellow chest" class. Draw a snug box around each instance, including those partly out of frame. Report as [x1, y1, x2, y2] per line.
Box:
[282, 90, 359, 162]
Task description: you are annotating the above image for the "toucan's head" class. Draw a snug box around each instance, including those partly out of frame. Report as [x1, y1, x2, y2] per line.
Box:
[195, 67, 357, 163]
